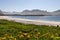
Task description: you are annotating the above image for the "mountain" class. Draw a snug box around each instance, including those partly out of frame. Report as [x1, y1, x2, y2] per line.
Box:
[21, 9, 51, 16]
[3, 12, 21, 16]
[0, 10, 4, 16]
[52, 10, 60, 16]
[0, 9, 60, 16]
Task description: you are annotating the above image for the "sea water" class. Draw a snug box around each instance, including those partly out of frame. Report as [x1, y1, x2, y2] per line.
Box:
[10, 16, 60, 22]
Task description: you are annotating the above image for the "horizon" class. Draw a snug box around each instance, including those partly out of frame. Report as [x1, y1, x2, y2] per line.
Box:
[0, 0, 60, 12]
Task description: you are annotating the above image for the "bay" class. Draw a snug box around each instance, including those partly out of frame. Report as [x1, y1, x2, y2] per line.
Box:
[10, 16, 60, 22]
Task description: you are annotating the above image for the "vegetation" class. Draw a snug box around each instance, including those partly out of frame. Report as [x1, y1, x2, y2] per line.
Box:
[0, 19, 60, 40]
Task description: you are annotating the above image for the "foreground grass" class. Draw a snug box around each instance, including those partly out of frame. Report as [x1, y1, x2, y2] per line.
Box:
[0, 19, 60, 40]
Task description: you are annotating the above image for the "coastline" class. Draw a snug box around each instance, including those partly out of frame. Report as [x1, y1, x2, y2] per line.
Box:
[0, 16, 60, 26]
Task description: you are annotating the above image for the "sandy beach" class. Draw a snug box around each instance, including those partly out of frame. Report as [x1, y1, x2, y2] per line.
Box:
[0, 16, 60, 26]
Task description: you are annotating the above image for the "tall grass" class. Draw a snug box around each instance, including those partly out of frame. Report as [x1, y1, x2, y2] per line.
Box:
[0, 19, 60, 40]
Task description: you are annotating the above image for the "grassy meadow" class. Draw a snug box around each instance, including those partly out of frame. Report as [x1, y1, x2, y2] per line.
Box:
[0, 19, 60, 40]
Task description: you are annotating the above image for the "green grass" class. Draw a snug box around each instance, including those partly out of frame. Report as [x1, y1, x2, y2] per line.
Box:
[0, 19, 60, 40]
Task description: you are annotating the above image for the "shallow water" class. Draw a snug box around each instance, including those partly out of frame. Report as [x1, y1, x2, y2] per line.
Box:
[10, 16, 60, 22]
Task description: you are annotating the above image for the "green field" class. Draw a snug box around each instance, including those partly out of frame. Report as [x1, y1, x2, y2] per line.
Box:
[0, 19, 60, 40]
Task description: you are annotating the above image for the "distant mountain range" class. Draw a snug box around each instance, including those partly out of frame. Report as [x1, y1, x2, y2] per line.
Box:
[0, 9, 60, 16]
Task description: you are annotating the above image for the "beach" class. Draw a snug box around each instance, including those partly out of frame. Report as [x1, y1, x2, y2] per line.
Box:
[0, 16, 60, 26]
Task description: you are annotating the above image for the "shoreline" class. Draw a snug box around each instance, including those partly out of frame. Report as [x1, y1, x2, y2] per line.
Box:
[0, 16, 60, 26]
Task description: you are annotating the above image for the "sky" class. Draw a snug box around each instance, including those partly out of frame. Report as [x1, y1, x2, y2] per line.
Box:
[0, 0, 60, 12]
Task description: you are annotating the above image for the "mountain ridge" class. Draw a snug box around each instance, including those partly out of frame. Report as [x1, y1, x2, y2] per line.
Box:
[0, 9, 60, 16]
